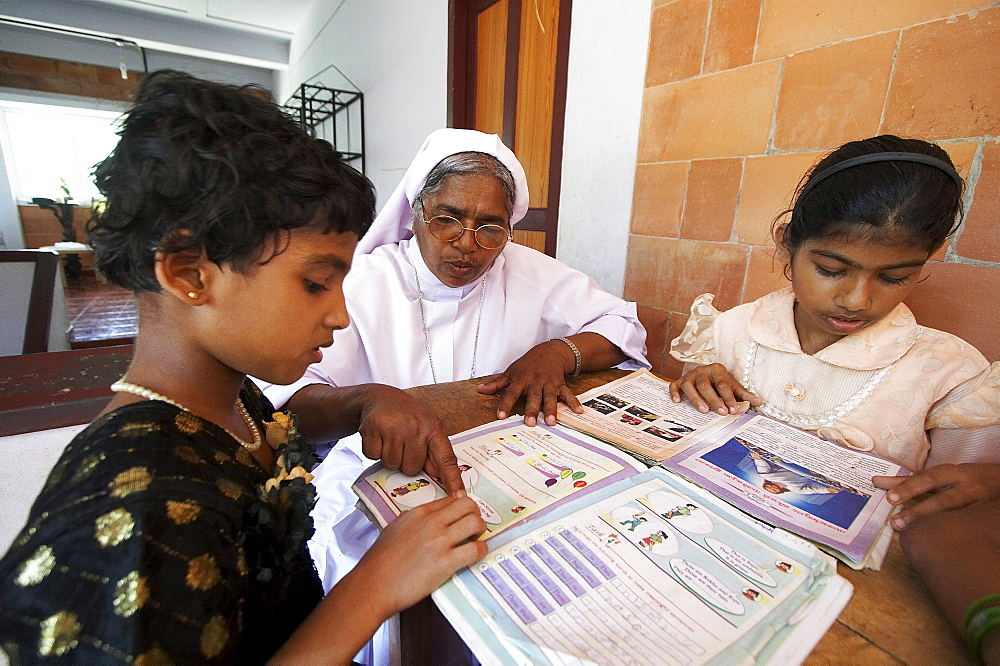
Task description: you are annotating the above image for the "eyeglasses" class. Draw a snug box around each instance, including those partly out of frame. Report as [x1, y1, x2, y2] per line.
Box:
[421, 212, 512, 250]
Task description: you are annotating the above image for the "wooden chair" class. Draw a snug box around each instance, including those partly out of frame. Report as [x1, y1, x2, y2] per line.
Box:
[0, 249, 71, 355]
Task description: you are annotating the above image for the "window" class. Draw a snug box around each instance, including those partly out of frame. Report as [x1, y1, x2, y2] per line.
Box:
[0, 100, 123, 205]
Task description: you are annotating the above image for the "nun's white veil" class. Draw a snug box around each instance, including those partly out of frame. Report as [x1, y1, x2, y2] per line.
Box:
[354, 128, 530, 255]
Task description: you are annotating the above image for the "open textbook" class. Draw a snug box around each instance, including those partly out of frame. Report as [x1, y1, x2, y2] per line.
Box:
[353, 419, 852, 665]
[556, 370, 908, 569]
[555, 369, 748, 464]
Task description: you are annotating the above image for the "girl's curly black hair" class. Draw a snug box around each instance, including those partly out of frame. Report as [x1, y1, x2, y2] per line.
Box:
[88, 69, 375, 292]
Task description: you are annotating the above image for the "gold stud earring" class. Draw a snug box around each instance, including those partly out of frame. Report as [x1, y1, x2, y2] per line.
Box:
[187, 292, 198, 299]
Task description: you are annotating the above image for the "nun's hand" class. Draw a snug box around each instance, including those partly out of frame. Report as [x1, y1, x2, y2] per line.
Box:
[477, 339, 584, 427]
[357, 386, 465, 496]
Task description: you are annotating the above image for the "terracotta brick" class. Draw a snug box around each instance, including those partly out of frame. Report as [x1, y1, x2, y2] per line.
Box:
[663, 312, 689, 381]
[638, 59, 781, 162]
[905, 261, 1000, 362]
[956, 140, 1000, 262]
[631, 161, 689, 237]
[646, 0, 710, 87]
[744, 245, 791, 302]
[96, 65, 128, 86]
[757, 0, 988, 60]
[35, 76, 83, 96]
[79, 81, 135, 101]
[680, 158, 741, 241]
[736, 151, 823, 245]
[7, 53, 58, 77]
[774, 33, 897, 151]
[624, 236, 748, 312]
[637, 304, 671, 375]
[882, 8, 1000, 140]
[0, 71, 37, 91]
[704, 0, 762, 73]
[55, 60, 99, 83]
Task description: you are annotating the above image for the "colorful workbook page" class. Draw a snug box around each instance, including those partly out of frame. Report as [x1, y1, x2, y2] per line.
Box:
[556, 369, 745, 464]
[661, 413, 907, 569]
[432, 467, 852, 666]
[353, 417, 646, 539]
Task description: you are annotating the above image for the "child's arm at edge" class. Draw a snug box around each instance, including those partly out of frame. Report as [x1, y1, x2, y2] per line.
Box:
[873, 463, 1000, 531]
[269, 495, 487, 665]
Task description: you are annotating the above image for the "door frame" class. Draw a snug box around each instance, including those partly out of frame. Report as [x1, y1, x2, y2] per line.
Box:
[447, 0, 572, 257]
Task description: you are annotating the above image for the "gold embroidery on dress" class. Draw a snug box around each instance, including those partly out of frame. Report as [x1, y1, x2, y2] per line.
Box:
[113, 571, 150, 617]
[166, 499, 201, 525]
[236, 547, 248, 576]
[72, 453, 104, 483]
[186, 554, 221, 591]
[235, 447, 255, 467]
[43, 460, 68, 490]
[200, 615, 229, 658]
[120, 422, 161, 438]
[38, 610, 81, 656]
[134, 645, 173, 666]
[15, 545, 56, 586]
[174, 411, 202, 435]
[95, 508, 135, 547]
[173, 444, 205, 464]
[216, 479, 243, 501]
[109, 467, 153, 497]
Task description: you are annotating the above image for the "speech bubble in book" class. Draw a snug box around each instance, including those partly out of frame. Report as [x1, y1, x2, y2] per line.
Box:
[670, 558, 745, 615]
[383, 472, 438, 508]
[645, 490, 713, 534]
[705, 538, 777, 588]
[468, 493, 503, 524]
[457, 459, 479, 491]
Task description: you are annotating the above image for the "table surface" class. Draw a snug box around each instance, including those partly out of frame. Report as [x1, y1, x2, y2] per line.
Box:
[402, 369, 975, 665]
[2, 351, 973, 663]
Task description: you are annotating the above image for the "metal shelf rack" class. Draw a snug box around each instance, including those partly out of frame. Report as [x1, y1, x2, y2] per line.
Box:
[284, 83, 366, 173]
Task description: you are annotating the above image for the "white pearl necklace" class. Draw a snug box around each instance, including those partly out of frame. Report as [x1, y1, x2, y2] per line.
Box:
[110, 380, 263, 451]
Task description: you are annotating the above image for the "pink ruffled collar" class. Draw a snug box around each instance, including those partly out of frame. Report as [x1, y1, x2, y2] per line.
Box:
[747, 288, 920, 370]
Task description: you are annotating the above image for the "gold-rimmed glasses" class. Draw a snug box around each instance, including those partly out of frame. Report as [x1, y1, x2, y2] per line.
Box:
[421, 212, 513, 250]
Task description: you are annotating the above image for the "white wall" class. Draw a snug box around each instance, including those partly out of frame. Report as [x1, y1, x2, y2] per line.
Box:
[284, 0, 450, 209]
[556, 0, 651, 296]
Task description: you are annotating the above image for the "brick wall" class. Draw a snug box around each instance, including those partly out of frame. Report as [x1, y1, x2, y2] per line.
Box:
[0, 50, 141, 101]
[627, 0, 1000, 377]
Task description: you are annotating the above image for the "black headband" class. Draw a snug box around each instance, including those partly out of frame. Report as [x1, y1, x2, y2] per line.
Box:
[796, 152, 963, 206]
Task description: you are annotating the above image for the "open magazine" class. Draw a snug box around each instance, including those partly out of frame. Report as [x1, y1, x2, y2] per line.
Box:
[353, 418, 852, 665]
[556, 370, 908, 569]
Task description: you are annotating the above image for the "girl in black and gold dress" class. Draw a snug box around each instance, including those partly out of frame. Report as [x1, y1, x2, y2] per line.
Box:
[0, 71, 486, 664]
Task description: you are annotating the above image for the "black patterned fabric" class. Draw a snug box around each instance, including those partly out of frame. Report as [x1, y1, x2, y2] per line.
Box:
[0, 381, 323, 664]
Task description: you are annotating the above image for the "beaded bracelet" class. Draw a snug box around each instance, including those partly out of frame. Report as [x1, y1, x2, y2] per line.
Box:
[554, 337, 582, 377]
[963, 593, 1000, 659]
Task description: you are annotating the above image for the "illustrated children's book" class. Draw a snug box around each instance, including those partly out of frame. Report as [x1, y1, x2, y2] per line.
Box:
[555, 369, 746, 464]
[556, 370, 907, 569]
[353, 418, 852, 665]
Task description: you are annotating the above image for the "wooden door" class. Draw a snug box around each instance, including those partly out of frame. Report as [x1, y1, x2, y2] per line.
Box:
[449, 0, 571, 256]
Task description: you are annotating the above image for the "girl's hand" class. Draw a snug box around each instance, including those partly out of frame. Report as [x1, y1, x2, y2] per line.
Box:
[669, 363, 762, 415]
[361, 495, 488, 615]
[873, 463, 1000, 531]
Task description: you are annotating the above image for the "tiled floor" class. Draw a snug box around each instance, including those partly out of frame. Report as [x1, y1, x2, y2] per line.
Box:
[64, 273, 137, 348]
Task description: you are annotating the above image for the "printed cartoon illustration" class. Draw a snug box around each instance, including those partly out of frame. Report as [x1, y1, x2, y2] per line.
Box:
[390, 478, 430, 497]
[511, 506, 527, 514]
[742, 588, 761, 602]
[606, 533, 621, 546]
[776, 561, 794, 574]
[619, 512, 648, 531]
[639, 530, 670, 552]
[661, 503, 699, 520]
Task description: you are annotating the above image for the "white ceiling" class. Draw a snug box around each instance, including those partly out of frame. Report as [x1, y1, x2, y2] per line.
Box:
[0, 0, 316, 70]
[87, 0, 314, 37]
